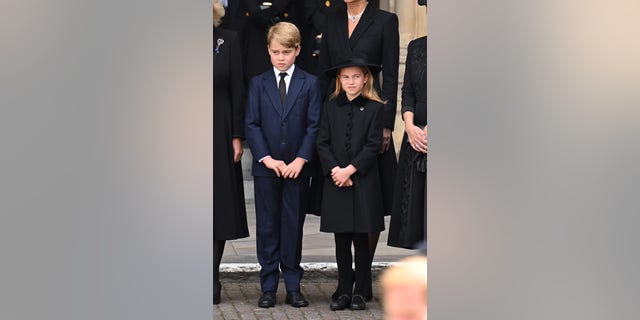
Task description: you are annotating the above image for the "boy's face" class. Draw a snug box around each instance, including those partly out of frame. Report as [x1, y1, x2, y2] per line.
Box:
[268, 41, 300, 72]
[339, 66, 367, 98]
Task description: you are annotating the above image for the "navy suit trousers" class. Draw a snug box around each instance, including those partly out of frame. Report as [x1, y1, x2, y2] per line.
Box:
[254, 176, 309, 293]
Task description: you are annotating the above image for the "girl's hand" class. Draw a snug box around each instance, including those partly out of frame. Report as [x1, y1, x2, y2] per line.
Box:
[331, 165, 357, 187]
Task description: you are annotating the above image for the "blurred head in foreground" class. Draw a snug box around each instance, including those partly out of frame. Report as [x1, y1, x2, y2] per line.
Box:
[380, 256, 428, 320]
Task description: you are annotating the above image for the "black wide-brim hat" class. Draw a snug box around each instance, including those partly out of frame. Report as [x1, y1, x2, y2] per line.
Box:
[324, 55, 381, 77]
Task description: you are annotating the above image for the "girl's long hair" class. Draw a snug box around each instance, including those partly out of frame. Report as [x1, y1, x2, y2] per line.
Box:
[330, 66, 387, 104]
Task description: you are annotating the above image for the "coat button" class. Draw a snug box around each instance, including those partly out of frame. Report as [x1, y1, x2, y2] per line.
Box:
[281, 140, 287, 144]
[281, 121, 287, 127]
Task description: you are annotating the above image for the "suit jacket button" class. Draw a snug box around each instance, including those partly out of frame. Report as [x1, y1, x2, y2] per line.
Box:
[281, 140, 287, 144]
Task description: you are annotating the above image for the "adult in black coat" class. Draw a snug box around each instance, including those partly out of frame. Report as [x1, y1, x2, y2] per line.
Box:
[297, 0, 379, 75]
[213, 1, 249, 305]
[240, 0, 299, 85]
[387, 36, 427, 250]
[316, 0, 399, 301]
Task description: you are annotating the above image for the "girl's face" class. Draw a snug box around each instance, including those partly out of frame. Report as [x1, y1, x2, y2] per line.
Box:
[339, 66, 367, 100]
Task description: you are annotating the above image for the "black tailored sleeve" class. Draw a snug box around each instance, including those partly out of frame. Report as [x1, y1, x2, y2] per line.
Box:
[380, 13, 400, 130]
[400, 39, 416, 117]
[315, 102, 339, 175]
[303, 0, 317, 25]
[230, 32, 246, 138]
[308, 0, 330, 33]
[351, 105, 383, 174]
[317, 19, 332, 98]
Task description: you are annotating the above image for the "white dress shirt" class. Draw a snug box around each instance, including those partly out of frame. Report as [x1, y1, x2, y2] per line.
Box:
[273, 64, 295, 94]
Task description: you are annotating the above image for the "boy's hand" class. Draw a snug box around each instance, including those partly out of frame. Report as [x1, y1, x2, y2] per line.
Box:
[263, 156, 287, 177]
[331, 165, 357, 187]
[283, 157, 306, 179]
[232, 138, 243, 163]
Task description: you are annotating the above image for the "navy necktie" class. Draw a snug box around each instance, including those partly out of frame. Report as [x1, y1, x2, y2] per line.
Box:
[279, 72, 287, 108]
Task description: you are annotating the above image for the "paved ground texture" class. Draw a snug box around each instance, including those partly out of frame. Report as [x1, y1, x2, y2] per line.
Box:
[215, 200, 415, 319]
[213, 269, 386, 320]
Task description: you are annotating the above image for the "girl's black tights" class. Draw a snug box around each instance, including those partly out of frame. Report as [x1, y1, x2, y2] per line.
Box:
[334, 232, 370, 296]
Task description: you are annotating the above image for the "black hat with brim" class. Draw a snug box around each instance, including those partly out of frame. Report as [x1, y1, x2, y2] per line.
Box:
[324, 56, 381, 77]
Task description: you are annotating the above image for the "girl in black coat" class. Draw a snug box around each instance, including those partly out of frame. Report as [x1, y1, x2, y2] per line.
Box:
[316, 57, 385, 311]
[315, 0, 399, 302]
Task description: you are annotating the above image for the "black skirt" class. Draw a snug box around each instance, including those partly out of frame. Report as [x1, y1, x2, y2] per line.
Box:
[387, 134, 426, 249]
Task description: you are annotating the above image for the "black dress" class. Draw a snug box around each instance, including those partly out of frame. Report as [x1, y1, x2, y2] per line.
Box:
[309, 4, 399, 216]
[213, 27, 249, 240]
[316, 93, 385, 233]
[388, 36, 427, 249]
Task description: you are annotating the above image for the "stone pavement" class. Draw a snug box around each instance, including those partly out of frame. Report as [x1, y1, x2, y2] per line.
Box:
[215, 200, 415, 319]
[214, 267, 388, 320]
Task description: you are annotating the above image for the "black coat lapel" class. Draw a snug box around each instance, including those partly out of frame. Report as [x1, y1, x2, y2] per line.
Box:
[348, 5, 375, 48]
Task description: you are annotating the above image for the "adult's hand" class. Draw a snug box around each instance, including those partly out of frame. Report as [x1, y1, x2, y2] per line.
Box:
[381, 128, 392, 154]
[406, 124, 427, 153]
[232, 138, 243, 163]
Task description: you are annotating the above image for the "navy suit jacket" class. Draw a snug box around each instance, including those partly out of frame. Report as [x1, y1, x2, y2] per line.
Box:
[245, 66, 322, 178]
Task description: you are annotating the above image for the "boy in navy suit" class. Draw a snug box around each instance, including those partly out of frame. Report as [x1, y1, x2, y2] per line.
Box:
[244, 22, 322, 308]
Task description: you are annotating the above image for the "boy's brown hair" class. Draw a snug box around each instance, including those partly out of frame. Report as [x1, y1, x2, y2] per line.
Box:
[267, 22, 301, 48]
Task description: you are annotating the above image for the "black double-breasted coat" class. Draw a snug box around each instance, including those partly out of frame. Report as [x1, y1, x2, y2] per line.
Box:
[316, 93, 385, 233]
[213, 27, 249, 240]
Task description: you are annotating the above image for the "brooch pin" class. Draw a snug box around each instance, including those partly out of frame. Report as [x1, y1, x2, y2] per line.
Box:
[214, 38, 224, 55]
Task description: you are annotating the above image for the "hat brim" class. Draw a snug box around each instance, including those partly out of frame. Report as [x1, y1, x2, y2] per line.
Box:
[324, 58, 381, 77]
